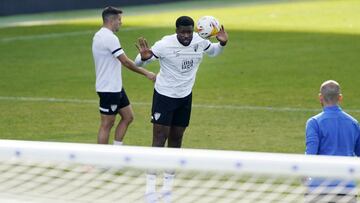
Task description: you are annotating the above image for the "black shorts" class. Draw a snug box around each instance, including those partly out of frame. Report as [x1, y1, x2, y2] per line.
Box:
[151, 90, 192, 127]
[97, 88, 130, 115]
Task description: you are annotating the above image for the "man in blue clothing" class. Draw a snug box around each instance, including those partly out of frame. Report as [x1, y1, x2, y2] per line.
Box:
[305, 80, 360, 203]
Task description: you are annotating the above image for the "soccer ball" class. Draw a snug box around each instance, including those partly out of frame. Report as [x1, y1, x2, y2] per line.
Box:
[196, 16, 221, 39]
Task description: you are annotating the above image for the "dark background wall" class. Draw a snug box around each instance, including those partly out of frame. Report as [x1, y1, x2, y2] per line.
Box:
[0, 0, 187, 16]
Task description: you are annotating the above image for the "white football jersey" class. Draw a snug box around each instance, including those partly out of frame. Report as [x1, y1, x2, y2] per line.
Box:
[92, 27, 125, 92]
[151, 33, 214, 98]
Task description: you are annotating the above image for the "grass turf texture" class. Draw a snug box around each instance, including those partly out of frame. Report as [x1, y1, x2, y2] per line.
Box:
[0, 0, 359, 153]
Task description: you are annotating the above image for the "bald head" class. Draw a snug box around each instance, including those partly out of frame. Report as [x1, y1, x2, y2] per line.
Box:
[319, 80, 341, 105]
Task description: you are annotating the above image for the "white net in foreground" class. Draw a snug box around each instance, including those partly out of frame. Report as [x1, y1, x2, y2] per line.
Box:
[0, 140, 359, 203]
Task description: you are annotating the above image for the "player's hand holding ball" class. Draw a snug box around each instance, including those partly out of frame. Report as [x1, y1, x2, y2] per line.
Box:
[196, 16, 228, 46]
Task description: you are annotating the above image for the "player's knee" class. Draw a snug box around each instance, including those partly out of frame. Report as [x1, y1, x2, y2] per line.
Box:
[128, 114, 134, 123]
[122, 114, 134, 125]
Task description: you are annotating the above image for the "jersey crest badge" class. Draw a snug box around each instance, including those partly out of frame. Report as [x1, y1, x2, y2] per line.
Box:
[193, 44, 198, 52]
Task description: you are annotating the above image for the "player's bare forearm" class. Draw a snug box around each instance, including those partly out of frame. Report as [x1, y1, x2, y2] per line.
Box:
[127, 62, 156, 82]
[118, 54, 156, 81]
[125, 60, 153, 78]
[125, 60, 144, 74]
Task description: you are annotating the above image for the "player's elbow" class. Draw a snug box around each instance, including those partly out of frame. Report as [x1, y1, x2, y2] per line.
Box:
[118, 54, 131, 66]
[122, 59, 134, 70]
[123, 61, 131, 68]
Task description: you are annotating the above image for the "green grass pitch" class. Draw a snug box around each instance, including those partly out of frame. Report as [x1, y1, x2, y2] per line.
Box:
[0, 0, 359, 153]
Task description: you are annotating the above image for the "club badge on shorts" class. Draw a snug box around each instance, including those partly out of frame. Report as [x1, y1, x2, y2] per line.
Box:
[110, 105, 117, 112]
[154, 112, 161, 121]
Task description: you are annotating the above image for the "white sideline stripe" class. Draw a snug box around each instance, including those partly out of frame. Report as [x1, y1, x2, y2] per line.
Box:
[2, 95, 360, 113]
[0, 27, 143, 42]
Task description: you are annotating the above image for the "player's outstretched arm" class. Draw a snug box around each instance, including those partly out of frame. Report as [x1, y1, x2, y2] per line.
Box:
[216, 25, 228, 46]
[117, 53, 156, 82]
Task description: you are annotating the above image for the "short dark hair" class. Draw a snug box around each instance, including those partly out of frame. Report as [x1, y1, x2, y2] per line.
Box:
[176, 16, 194, 28]
[102, 6, 123, 22]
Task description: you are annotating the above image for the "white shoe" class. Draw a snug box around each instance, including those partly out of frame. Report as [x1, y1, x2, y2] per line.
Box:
[145, 192, 159, 203]
[161, 190, 172, 203]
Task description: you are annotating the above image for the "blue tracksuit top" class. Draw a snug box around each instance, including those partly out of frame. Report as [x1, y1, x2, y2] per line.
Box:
[306, 105, 360, 156]
[305, 105, 360, 190]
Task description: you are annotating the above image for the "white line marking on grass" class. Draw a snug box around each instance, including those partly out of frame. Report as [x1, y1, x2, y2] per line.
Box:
[0, 96, 97, 104]
[2, 96, 359, 113]
[0, 96, 150, 105]
[0, 27, 143, 42]
[1, 30, 94, 42]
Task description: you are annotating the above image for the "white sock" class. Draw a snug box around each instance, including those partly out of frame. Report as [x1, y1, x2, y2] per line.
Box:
[161, 172, 175, 203]
[146, 174, 157, 194]
[113, 140, 123, 146]
[162, 172, 175, 192]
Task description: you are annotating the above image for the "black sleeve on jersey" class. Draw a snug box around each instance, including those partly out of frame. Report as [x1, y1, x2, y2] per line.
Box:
[112, 48, 123, 54]
[153, 53, 159, 59]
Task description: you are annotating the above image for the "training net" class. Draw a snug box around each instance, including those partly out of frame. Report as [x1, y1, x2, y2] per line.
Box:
[0, 140, 359, 203]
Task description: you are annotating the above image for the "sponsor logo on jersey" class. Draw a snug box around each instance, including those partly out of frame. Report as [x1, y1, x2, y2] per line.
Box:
[182, 59, 194, 71]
